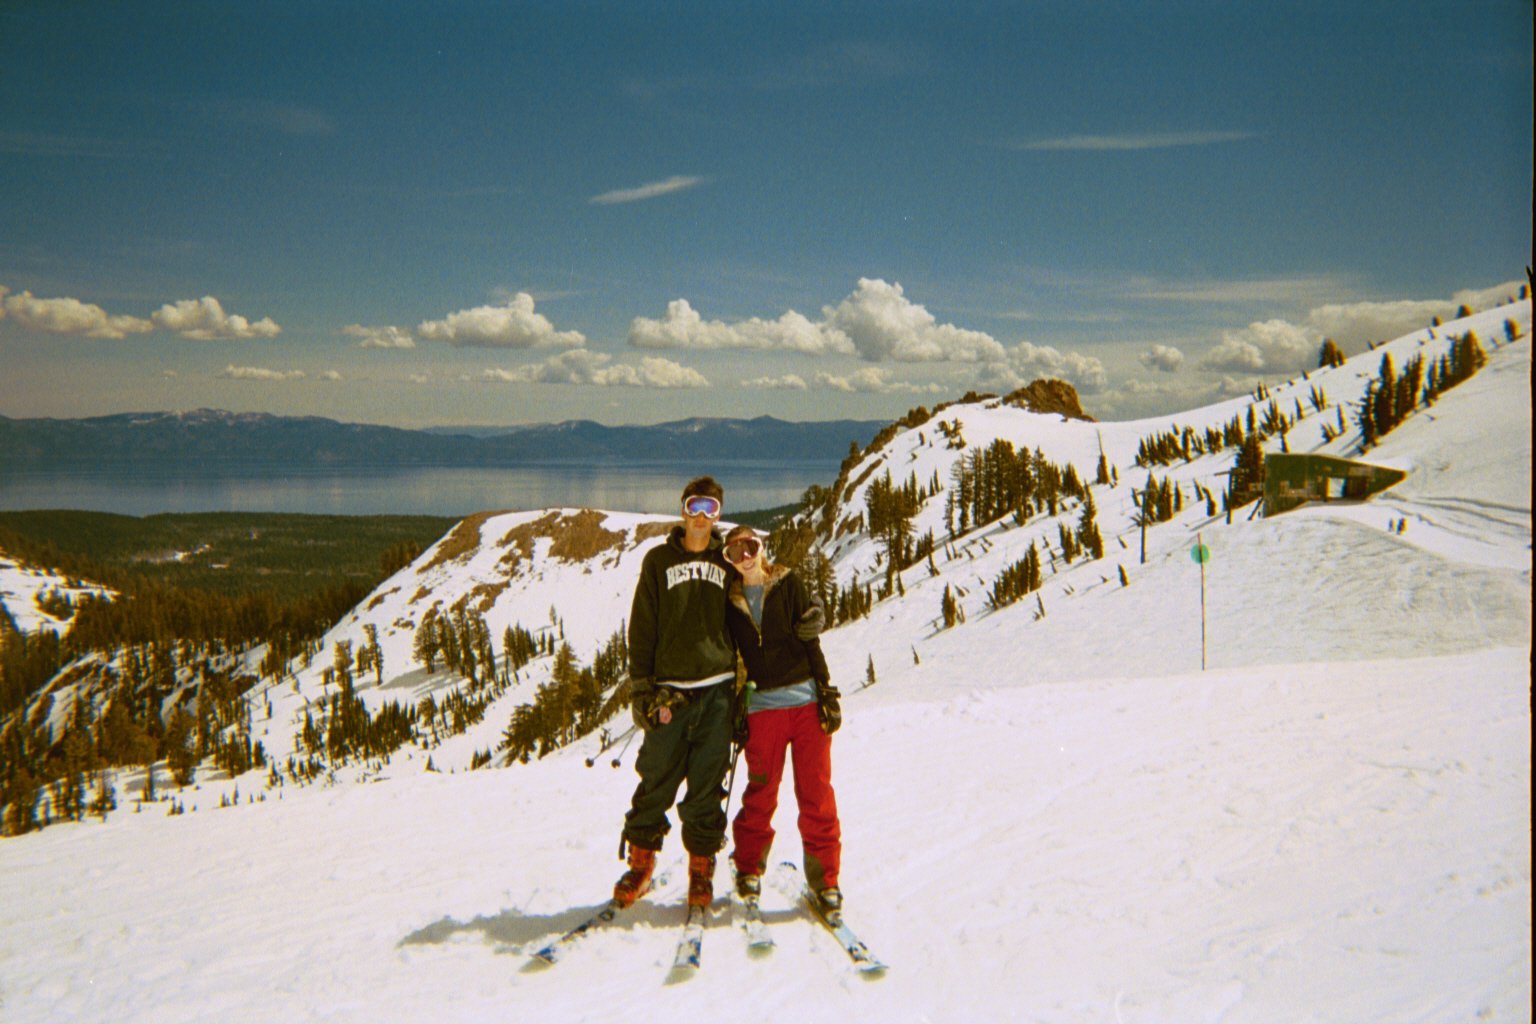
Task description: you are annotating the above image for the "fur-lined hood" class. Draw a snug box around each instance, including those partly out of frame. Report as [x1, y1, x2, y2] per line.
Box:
[726, 562, 792, 618]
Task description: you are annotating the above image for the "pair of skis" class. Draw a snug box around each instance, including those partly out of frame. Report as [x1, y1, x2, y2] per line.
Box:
[527, 861, 886, 976]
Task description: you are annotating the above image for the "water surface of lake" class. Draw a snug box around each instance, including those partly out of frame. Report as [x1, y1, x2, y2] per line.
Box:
[0, 461, 840, 518]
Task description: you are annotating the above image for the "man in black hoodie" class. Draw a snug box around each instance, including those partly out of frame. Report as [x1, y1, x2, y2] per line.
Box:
[613, 476, 737, 911]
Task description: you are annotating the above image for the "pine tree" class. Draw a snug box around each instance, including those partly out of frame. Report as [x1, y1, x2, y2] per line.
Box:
[1228, 435, 1265, 507]
[1318, 338, 1347, 368]
[412, 611, 440, 673]
[941, 585, 964, 628]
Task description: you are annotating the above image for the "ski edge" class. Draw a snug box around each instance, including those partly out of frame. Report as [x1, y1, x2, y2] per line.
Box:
[773, 861, 888, 975]
[527, 869, 672, 968]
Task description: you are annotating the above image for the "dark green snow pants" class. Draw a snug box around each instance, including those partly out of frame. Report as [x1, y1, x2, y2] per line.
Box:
[621, 681, 734, 857]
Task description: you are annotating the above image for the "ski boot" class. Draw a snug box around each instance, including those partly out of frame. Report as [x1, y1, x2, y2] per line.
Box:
[813, 886, 843, 923]
[613, 844, 657, 908]
[687, 854, 716, 908]
[734, 872, 762, 901]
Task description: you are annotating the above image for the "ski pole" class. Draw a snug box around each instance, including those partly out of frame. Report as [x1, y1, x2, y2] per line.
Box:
[586, 722, 639, 767]
[721, 682, 752, 818]
[610, 724, 639, 768]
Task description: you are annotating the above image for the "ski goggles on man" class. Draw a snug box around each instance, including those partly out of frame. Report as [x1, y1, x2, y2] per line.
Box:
[682, 494, 722, 519]
[723, 536, 762, 564]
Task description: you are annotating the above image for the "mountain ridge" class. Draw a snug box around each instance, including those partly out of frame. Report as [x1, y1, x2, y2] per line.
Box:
[0, 409, 889, 468]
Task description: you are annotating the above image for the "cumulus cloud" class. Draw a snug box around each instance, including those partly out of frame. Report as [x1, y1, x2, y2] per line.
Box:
[483, 350, 708, 388]
[590, 175, 707, 205]
[341, 324, 416, 349]
[629, 299, 853, 355]
[1453, 280, 1526, 311]
[217, 365, 305, 382]
[824, 279, 1008, 363]
[1138, 344, 1185, 373]
[1191, 280, 1526, 372]
[418, 293, 584, 349]
[1301, 300, 1453, 350]
[1200, 319, 1317, 373]
[628, 279, 1005, 364]
[154, 296, 281, 340]
[981, 340, 1108, 393]
[0, 287, 154, 339]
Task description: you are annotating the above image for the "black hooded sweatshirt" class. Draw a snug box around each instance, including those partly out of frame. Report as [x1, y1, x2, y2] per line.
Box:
[628, 525, 736, 686]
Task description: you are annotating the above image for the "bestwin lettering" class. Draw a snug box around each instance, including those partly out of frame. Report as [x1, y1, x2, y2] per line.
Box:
[665, 562, 728, 590]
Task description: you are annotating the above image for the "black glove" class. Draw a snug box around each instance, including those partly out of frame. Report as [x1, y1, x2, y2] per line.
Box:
[629, 677, 656, 733]
[732, 682, 754, 745]
[816, 681, 841, 735]
[795, 600, 826, 641]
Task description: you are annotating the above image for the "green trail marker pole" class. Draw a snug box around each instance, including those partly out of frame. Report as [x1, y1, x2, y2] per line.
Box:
[1191, 535, 1211, 671]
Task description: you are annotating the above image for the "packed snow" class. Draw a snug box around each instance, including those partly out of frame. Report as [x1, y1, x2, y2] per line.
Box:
[0, 302, 1529, 1023]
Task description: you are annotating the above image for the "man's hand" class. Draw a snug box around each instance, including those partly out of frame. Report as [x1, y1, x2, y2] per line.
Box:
[795, 601, 826, 641]
[629, 677, 656, 732]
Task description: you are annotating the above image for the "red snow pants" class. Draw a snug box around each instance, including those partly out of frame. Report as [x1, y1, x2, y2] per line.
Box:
[730, 702, 841, 891]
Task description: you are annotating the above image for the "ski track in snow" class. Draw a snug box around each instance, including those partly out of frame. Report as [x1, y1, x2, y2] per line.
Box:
[0, 306, 1530, 1023]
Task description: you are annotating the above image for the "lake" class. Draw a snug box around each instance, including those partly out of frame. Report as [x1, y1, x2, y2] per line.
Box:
[0, 461, 842, 518]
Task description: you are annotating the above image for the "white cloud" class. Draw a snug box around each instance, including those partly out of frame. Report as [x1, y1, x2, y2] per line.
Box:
[1138, 344, 1185, 373]
[154, 296, 281, 340]
[629, 299, 853, 355]
[741, 374, 810, 390]
[317, 370, 343, 382]
[1200, 319, 1317, 373]
[628, 279, 1007, 366]
[1453, 280, 1526, 311]
[0, 287, 154, 339]
[823, 279, 1008, 363]
[590, 175, 707, 205]
[418, 293, 584, 349]
[342, 324, 416, 349]
[1302, 300, 1451, 349]
[982, 340, 1108, 393]
[1020, 131, 1257, 152]
[812, 368, 947, 395]
[1191, 280, 1526, 372]
[217, 365, 305, 382]
[483, 350, 708, 388]
[1130, 276, 1344, 305]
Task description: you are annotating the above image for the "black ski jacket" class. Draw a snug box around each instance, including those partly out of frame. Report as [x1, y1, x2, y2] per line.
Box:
[725, 565, 830, 692]
[628, 525, 736, 686]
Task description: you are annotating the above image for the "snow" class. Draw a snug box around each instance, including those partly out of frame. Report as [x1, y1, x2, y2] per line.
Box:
[0, 303, 1529, 1023]
[0, 557, 111, 636]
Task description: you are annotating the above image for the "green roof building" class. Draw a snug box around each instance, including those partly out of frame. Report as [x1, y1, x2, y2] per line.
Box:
[1262, 453, 1408, 516]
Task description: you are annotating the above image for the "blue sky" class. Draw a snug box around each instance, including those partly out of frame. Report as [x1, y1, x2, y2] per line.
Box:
[1, 1, 1529, 428]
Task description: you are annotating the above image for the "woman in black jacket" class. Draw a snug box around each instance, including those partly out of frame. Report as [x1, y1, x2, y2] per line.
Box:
[721, 525, 844, 914]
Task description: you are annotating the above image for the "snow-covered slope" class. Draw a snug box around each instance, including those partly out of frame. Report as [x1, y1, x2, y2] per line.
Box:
[0, 300, 1529, 1023]
[0, 556, 111, 637]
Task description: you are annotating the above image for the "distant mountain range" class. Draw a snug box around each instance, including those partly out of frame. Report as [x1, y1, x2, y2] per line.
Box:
[0, 409, 887, 469]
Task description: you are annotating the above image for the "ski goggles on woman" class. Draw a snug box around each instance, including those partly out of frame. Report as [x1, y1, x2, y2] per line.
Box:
[682, 494, 722, 519]
[723, 536, 762, 564]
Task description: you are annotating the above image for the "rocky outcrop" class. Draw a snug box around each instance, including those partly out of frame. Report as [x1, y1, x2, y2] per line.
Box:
[1001, 379, 1095, 422]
